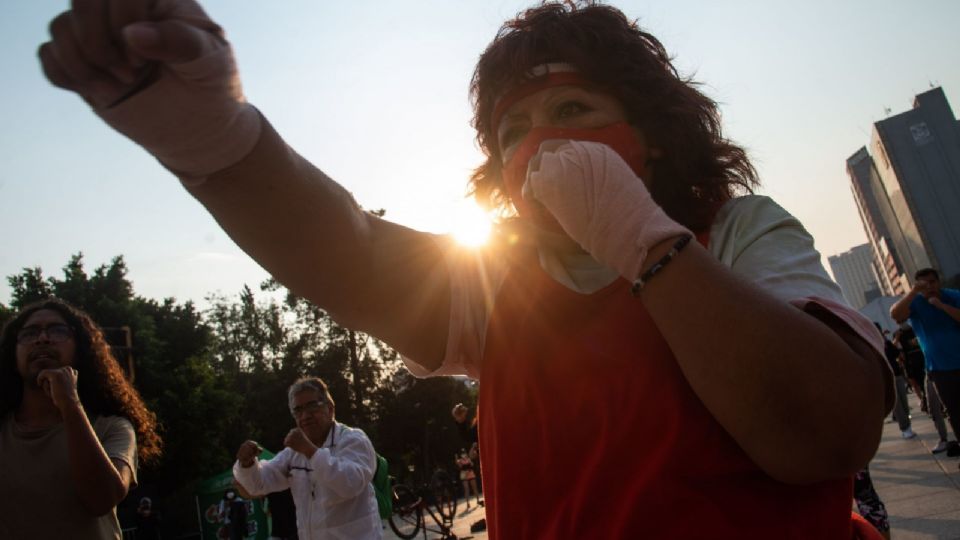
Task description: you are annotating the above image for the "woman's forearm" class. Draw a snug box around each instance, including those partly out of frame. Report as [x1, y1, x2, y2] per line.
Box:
[640, 243, 889, 484]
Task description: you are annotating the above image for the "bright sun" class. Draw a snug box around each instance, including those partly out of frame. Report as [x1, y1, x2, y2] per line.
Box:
[450, 203, 493, 247]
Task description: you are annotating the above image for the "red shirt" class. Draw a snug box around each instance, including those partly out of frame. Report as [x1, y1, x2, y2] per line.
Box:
[477, 247, 854, 539]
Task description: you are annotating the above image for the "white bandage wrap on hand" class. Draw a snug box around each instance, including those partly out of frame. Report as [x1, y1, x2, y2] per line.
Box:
[526, 140, 692, 281]
[95, 33, 260, 185]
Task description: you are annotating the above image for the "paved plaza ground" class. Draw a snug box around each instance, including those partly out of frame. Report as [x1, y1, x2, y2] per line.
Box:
[870, 392, 960, 539]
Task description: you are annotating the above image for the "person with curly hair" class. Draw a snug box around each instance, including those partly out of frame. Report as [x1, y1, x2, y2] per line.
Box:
[0, 298, 162, 539]
[38, 1, 891, 538]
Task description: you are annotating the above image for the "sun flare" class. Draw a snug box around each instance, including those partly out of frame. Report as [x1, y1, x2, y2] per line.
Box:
[450, 203, 493, 247]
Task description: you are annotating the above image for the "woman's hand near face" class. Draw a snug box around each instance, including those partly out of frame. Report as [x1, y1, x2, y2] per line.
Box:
[525, 140, 689, 280]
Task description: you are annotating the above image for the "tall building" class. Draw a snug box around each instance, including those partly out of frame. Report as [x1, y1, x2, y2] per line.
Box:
[845, 87, 960, 290]
[829, 244, 881, 310]
[847, 148, 908, 296]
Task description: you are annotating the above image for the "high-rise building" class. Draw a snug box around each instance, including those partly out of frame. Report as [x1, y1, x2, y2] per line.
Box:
[829, 244, 881, 310]
[847, 148, 908, 296]
[845, 87, 960, 289]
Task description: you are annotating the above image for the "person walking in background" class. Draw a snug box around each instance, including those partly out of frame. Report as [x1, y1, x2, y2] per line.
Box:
[896, 324, 958, 455]
[37, 2, 892, 537]
[233, 377, 381, 539]
[468, 441, 482, 493]
[877, 323, 915, 439]
[452, 404, 484, 505]
[893, 325, 927, 410]
[451, 403, 479, 446]
[891, 268, 960, 467]
[218, 488, 248, 540]
[456, 450, 481, 510]
[0, 298, 162, 540]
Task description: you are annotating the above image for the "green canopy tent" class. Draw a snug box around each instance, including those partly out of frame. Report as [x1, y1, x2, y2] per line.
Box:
[195, 449, 275, 540]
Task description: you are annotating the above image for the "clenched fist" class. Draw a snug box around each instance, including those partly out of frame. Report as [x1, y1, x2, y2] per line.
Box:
[526, 140, 690, 280]
[236, 440, 261, 468]
[284, 428, 318, 458]
[38, 0, 260, 182]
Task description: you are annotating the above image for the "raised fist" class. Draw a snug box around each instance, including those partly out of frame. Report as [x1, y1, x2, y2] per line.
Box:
[38, 0, 260, 182]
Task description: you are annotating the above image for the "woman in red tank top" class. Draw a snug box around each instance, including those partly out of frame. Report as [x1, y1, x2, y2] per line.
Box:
[460, 4, 893, 539]
[36, 1, 895, 538]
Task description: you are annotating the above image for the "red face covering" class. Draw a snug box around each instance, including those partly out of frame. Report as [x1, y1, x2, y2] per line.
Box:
[501, 122, 651, 232]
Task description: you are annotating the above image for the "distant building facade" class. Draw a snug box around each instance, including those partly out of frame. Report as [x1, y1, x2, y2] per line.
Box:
[845, 87, 960, 291]
[829, 244, 881, 310]
[847, 148, 908, 296]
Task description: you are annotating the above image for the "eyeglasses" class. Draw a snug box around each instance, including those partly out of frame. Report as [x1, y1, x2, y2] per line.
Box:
[16, 323, 74, 344]
[290, 400, 326, 418]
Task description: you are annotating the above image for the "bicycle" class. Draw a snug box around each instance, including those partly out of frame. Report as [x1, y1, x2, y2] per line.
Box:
[388, 479, 468, 539]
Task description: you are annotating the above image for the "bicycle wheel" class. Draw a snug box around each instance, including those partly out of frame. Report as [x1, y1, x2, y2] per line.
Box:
[388, 484, 423, 539]
[435, 481, 458, 521]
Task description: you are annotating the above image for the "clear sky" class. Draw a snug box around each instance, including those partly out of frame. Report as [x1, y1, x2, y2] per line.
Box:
[2, 1, 959, 306]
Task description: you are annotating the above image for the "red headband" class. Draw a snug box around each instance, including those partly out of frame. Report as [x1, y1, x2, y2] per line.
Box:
[490, 64, 590, 138]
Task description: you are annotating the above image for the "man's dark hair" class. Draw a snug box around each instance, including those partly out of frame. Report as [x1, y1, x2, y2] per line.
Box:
[469, 1, 758, 232]
[915, 268, 939, 280]
[0, 297, 162, 464]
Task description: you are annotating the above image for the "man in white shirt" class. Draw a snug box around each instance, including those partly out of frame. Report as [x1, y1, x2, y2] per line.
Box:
[233, 378, 382, 539]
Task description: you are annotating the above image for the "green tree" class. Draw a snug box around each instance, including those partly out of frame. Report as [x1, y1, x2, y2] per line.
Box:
[8, 266, 52, 306]
[0, 301, 12, 329]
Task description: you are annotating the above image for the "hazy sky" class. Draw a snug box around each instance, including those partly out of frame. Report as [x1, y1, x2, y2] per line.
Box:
[2, 1, 959, 306]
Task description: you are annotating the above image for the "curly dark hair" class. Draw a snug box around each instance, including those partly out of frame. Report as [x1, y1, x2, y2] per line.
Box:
[0, 298, 162, 464]
[469, 1, 758, 232]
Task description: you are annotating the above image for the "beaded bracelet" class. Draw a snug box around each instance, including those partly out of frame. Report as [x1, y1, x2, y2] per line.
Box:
[630, 234, 693, 296]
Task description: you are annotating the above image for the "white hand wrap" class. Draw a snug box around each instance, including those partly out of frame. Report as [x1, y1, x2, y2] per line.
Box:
[526, 140, 692, 280]
[95, 28, 260, 185]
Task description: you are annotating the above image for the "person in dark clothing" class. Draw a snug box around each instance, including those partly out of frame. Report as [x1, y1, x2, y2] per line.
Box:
[218, 489, 248, 540]
[451, 403, 478, 445]
[896, 324, 958, 455]
[266, 489, 298, 540]
[135, 497, 161, 540]
[894, 326, 926, 409]
[876, 323, 914, 439]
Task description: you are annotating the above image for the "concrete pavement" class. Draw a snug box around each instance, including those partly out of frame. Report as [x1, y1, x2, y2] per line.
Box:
[870, 391, 960, 539]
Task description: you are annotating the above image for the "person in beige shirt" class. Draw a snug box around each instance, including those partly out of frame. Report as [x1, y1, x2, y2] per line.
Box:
[0, 298, 162, 539]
